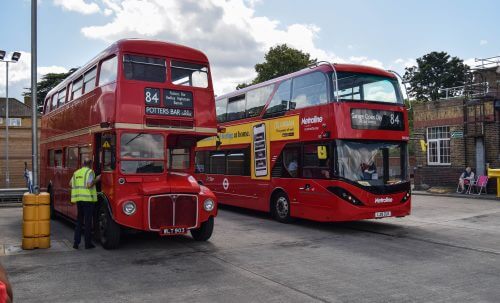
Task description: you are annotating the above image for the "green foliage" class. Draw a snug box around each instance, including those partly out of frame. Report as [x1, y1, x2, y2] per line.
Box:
[403, 52, 469, 101]
[23, 68, 77, 112]
[237, 44, 316, 89]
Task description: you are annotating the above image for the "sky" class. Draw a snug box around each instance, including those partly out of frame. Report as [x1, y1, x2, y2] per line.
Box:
[0, 0, 499, 103]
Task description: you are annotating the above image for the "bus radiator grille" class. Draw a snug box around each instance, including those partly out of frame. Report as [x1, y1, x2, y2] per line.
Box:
[149, 195, 197, 230]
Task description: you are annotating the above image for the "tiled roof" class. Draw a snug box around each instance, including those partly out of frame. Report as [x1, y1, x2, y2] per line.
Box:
[0, 98, 34, 118]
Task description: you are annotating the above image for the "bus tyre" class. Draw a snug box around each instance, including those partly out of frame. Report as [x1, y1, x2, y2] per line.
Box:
[98, 204, 121, 249]
[272, 192, 293, 223]
[190, 217, 214, 241]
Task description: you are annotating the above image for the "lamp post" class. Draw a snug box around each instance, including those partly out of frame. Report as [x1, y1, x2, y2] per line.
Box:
[0, 50, 21, 188]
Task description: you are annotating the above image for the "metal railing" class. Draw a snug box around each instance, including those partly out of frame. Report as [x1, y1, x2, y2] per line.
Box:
[0, 188, 28, 204]
[438, 82, 489, 100]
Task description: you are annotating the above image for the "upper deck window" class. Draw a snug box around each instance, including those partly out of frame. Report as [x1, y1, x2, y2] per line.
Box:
[72, 77, 83, 100]
[226, 95, 246, 122]
[123, 54, 166, 83]
[98, 56, 117, 86]
[171, 60, 208, 88]
[245, 85, 274, 118]
[83, 66, 97, 94]
[216, 98, 228, 123]
[336, 72, 403, 104]
[291, 72, 328, 109]
[264, 79, 292, 117]
[50, 94, 58, 111]
[57, 88, 66, 107]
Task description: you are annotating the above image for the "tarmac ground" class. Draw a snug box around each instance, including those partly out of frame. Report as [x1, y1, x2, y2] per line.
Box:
[1, 194, 499, 302]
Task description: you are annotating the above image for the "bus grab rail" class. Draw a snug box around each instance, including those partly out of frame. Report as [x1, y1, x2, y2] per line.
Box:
[310, 61, 339, 102]
[387, 70, 411, 111]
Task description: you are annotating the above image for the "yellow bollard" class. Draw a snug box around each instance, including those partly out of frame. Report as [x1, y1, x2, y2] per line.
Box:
[22, 192, 51, 250]
[487, 168, 500, 198]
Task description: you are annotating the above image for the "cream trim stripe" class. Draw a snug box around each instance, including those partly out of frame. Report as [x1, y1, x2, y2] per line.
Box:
[40, 123, 217, 144]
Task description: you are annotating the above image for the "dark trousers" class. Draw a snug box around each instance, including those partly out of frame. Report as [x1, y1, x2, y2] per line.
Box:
[74, 201, 95, 247]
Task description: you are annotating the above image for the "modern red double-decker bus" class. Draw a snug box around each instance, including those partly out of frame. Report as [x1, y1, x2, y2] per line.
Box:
[40, 39, 218, 248]
[195, 62, 410, 223]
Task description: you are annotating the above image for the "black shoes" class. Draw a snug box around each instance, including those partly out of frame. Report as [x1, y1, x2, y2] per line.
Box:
[85, 244, 96, 249]
[73, 243, 79, 249]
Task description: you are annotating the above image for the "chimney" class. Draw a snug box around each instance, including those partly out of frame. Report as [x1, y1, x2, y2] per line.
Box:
[24, 95, 33, 108]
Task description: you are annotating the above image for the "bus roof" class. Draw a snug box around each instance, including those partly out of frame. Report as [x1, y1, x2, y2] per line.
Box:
[216, 63, 397, 100]
[46, 39, 210, 100]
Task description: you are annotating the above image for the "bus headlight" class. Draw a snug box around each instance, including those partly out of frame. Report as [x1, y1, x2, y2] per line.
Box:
[122, 201, 137, 216]
[203, 199, 215, 211]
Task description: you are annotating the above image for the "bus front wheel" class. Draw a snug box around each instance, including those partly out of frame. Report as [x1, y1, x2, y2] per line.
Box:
[272, 192, 293, 223]
[190, 217, 214, 241]
[98, 204, 121, 249]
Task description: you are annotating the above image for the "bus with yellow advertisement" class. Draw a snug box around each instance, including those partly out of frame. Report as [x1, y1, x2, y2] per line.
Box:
[195, 62, 411, 222]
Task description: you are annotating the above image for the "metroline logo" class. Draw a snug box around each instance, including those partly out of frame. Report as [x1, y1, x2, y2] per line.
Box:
[301, 116, 323, 125]
[374, 197, 393, 203]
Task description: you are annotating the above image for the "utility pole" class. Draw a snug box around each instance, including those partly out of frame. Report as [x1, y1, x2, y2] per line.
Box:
[32, 0, 39, 194]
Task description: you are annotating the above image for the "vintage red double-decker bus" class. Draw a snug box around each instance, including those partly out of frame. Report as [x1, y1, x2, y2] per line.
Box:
[40, 39, 218, 248]
[195, 62, 410, 223]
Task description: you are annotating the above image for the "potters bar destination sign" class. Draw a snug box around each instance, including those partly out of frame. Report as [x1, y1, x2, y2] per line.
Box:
[145, 88, 193, 117]
[351, 109, 404, 131]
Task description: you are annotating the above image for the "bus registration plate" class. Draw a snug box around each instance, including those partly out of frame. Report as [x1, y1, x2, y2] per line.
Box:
[375, 211, 391, 218]
[160, 227, 187, 236]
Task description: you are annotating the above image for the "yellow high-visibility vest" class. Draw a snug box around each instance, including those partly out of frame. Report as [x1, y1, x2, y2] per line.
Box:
[70, 167, 97, 203]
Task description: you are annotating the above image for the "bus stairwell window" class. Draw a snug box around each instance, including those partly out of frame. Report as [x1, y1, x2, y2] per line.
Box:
[123, 55, 166, 83]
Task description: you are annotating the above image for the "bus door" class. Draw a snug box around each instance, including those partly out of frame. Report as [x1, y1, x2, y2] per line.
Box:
[282, 143, 333, 215]
[98, 132, 116, 196]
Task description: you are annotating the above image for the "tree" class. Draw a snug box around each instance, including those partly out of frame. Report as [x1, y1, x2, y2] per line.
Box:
[403, 51, 469, 101]
[23, 68, 77, 111]
[237, 44, 316, 89]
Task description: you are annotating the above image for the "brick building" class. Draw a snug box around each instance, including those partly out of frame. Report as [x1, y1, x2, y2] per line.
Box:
[0, 97, 40, 188]
[413, 60, 500, 191]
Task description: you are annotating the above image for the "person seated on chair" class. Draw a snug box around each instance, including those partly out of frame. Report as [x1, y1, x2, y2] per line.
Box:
[458, 167, 475, 193]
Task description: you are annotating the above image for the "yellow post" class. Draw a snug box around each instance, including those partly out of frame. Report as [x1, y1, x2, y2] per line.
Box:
[487, 168, 500, 198]
[22, 192, 51, 250]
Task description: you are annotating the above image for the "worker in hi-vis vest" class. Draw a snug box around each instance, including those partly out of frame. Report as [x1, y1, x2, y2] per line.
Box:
[70, 158, 101, 249]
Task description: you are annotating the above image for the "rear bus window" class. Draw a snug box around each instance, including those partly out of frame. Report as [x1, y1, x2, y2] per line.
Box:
[171, 60, 208, 88]
[123, 55, 166, 83]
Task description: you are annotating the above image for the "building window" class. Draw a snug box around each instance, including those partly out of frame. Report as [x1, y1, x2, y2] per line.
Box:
[427, 126, 450, 165]
[7, 118, 21, 126]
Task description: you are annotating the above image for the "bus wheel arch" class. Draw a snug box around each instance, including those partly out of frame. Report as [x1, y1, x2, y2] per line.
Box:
[96, 193, 121, 249]
[190, 216, 214, 241]
[270, 189, 293, 223]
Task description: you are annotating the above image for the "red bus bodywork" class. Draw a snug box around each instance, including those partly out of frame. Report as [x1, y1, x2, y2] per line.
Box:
[195, 63, 411, 222]
[40, 39, 218, 247]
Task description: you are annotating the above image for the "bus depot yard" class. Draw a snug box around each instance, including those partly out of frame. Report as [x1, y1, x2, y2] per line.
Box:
[1, 194, 499, 302]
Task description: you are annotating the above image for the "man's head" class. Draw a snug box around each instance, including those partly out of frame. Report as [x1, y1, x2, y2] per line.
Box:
[83, 158, 92, 167]
[466, 167, 471, 173]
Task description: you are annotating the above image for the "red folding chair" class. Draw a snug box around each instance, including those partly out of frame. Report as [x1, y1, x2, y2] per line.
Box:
[469, 175, 488, 195]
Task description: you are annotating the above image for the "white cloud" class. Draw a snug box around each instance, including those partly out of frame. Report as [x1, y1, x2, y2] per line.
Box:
[394, 58, 417, 68]
[464, 57, 478, 68]
[78, 0, 384, 95]
[480, 40, 488, 46]
[53, 0, 100, 15]
[0, 52, 68, 101]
